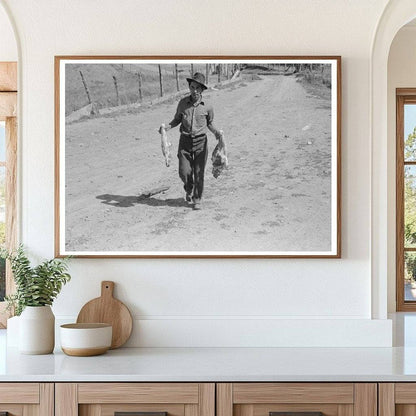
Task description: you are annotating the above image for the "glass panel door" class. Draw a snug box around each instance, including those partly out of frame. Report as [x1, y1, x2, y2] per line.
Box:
[404, 104, 416, 301]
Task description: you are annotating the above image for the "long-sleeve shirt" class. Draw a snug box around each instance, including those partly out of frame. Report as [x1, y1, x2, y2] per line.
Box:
[169, 95, 214, 137]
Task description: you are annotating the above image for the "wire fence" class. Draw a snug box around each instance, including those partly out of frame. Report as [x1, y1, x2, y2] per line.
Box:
[65, 63, 331, 117]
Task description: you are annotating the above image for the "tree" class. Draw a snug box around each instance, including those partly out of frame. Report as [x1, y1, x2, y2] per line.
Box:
[405, 127, 416, 246]
[404, 126, 416, 280]
[406, 126, 416, 161]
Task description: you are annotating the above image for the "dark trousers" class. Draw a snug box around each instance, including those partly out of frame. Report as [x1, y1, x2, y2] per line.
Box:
[177, 134, 208, 201]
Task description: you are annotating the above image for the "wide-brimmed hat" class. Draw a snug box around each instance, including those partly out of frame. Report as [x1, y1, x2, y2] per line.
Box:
[186, 72, 207, 90]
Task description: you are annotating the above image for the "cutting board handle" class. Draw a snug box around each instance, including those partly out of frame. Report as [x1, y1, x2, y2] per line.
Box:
[101, 281, 115, 298]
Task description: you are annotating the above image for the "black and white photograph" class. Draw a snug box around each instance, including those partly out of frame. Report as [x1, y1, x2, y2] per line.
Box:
[55, 56, 341, 257]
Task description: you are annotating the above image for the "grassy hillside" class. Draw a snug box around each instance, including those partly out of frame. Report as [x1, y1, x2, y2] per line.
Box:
[64, 62, 332, 116]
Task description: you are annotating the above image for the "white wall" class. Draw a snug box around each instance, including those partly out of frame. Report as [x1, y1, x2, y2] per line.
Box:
[387, 25, 416, 312]
[0, 0, 393, 346]
[0, 3, 17, 61]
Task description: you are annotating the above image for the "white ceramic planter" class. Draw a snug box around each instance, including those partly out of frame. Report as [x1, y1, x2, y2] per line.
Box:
[19, 305, 55, 354]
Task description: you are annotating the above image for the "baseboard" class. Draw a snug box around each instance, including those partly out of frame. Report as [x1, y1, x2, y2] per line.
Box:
[56, 317, 392, 347]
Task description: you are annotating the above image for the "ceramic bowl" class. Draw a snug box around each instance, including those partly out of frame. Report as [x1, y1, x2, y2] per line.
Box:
[60, 323, 112, 356]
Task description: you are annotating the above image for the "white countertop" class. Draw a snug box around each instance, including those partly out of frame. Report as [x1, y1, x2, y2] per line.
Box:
[2, 328, 416, 382]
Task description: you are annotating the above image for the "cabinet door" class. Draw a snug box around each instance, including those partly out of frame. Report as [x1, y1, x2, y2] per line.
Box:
[56, 383, 215, 416]
[379, 383, 416, 416]
[217, 383, 377, 416]
[0, 383, 53, 416]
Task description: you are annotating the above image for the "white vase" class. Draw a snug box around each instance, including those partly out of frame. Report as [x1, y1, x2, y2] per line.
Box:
[19, 306, 55, 354]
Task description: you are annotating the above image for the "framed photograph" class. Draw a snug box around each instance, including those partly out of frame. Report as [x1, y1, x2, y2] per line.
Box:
[55, 56, 341, 258]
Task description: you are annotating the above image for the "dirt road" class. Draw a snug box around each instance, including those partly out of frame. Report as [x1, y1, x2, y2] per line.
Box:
[65, 75, 332, 253]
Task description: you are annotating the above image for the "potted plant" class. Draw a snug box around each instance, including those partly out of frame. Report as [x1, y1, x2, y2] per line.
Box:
[2, 245, 71, 354]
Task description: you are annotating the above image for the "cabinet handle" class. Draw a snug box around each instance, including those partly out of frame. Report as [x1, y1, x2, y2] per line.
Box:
[270, 413, 324, 416]
[115, 412, 167, 416]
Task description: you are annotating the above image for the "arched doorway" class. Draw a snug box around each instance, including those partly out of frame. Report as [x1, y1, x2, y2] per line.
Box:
[371, 0, 416, 319]
[0, 0, 18, 327]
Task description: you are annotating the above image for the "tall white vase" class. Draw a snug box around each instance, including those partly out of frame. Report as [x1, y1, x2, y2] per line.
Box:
[19, 306, 55, 354]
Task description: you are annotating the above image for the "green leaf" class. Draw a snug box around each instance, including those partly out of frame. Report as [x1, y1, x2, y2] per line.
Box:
[5, 245, 71, 315]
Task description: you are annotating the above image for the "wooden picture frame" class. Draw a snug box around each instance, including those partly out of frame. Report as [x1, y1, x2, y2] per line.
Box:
[55, 56, 341, 258]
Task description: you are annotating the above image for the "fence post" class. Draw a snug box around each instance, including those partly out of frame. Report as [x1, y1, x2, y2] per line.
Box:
[137, 72, 143, 102]
[175, 64, 179, 92]
[217, 64, 221, 83]
[206, 64, 209, 86]
[79, 70, 92, 105]
[112, 75, 121, 105]
[158, 64, 164, 97]
[190, 64, 194, 76]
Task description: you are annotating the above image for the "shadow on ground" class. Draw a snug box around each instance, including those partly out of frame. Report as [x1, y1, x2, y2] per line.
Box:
[96, 194, 189, 208]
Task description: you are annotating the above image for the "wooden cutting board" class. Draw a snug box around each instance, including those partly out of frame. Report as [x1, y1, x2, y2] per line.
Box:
[76, 281, 133, 349]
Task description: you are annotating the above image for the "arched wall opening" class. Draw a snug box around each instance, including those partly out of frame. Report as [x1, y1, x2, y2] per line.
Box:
[371, 0, 416, 319]
[387, 19, 416, 313]
[0, 1, 20, 328]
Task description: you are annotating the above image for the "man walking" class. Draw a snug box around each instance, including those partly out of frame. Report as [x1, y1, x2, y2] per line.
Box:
[161, 72, 221, 210]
